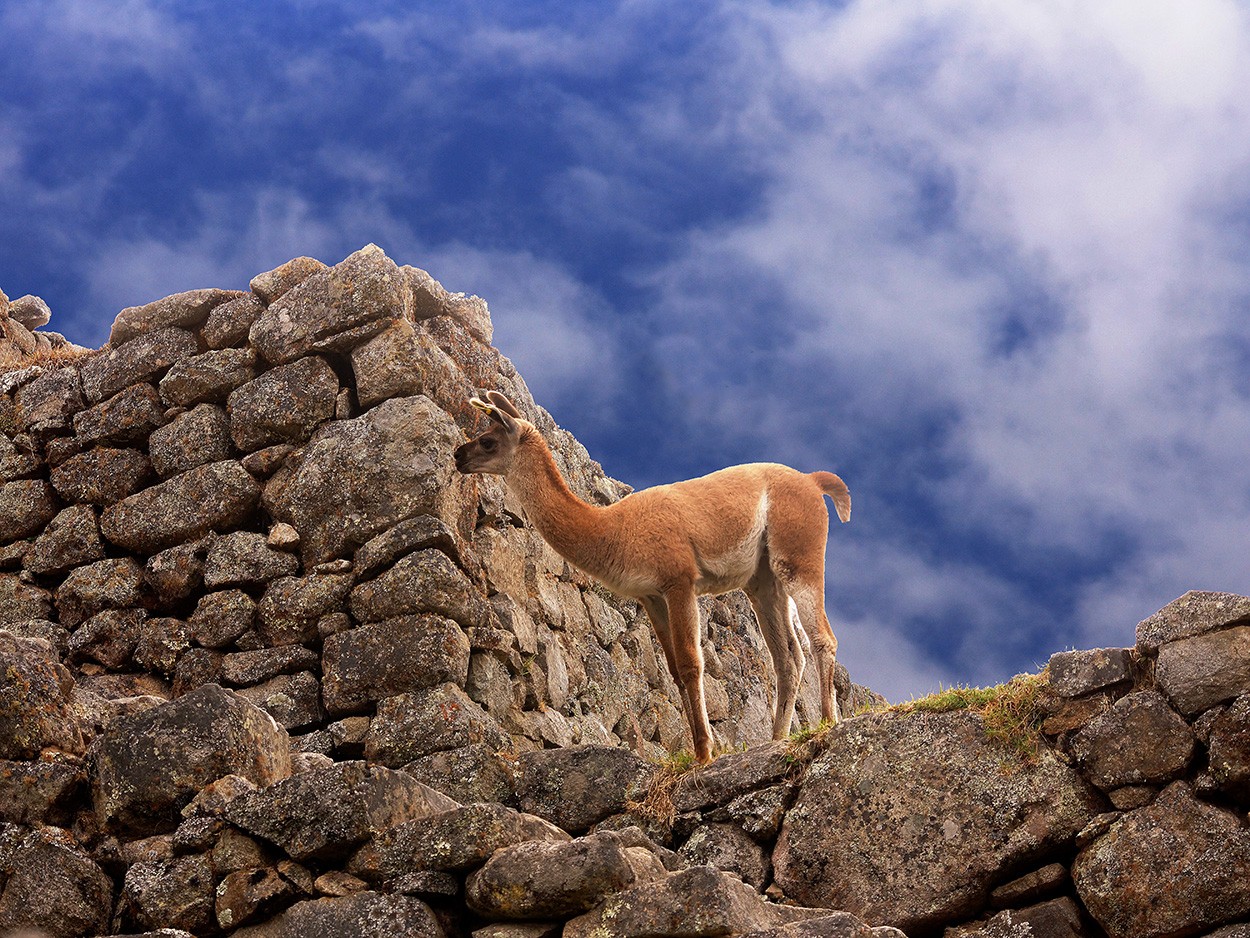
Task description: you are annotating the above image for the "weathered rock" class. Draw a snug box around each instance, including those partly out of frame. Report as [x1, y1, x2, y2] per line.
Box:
[350, 548, 491, 628]
[1069, 690, 1195, 789]
[73, 380, 165, 446]
[236, 671, 326, 730]
[14, 364, 84, 432]
[227, 355, 338, 451]
[989, 863, 1069, 910]
[188, 589, 255, 648]
[224, 761, 457, 861]
[466, 830, 640, 919]
[680, 822, 769, 890]
[55, 556, 145, 627]
[1046, 647, 1135, 698]
[1137, 590, 1250, 652]
[203, 292, 265, 349]
[249, 256, 329, 305]
[401, 744, 520, 805]
[774, 711, 1101, 933]
[250, 245, 407, 364]
[349, 803, 569, 880]
[263, 394, 462, 565]
[0, 574, 53, 623]
[50, 445, 153, 504]
[721, 784, 794, 840]
[215, 866, 297, 930]
[0, 479, 57, 544]
[80, 328, 198, 404]
[564, 865, 828, 938]
[256, 572, 352, 646]
[351, 317, 463, 408]
[102, 459, 260, 554]
[91, 683, 291, 836]
[8, 293, 51, 329]
[68, 607, 145, 668]
[1156, 624, 1250, 715]
[946, 897, 1085, 938]
[204, 531, 300, 588]
[353, 514, 467, 581]
[110, 289, 239, 345]
[0, 758, 85, 824]
[672, 741, 794, 813]
[1207, 695, 1250, 802]
[118, 854, 216, 935]
[145, 539, 208, 605]
[0, 828, 114, 938]
[364, 682, 510, 767]
[24, 504, 105, 575]
[322, 615, 471, 714]
[148, 403, 232, 478]
[1073, 782, 1250, 938]
[230, 891, 445, 938]
[517, 745, 653, 835]
[223, 645, 319, 685]
[133, 616, 192, 676]
[159, 346, 257, 406]
[0, 433, 40, 482]
[405, 265, 494, 343]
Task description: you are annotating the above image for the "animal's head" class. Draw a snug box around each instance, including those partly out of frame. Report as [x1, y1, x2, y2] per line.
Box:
[454, 391, 526, 475]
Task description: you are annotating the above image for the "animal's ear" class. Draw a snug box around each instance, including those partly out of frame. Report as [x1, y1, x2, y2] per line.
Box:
[486, 391, 522, 419]
[470, 395, 518, 433]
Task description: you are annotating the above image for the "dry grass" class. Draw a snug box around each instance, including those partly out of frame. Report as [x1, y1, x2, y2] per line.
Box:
[891, 671, 1049, 767]
[624, 749, 698, 827]
[1, 341, 96, 376]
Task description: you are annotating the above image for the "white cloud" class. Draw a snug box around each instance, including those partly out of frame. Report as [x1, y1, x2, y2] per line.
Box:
[630, 0, 1250, 691]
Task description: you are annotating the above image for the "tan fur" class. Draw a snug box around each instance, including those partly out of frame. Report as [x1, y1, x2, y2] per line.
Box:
[454, 393, 850, 763]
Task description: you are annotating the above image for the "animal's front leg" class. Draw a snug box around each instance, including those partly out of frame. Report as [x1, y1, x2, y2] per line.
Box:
[663, 583, 714, 763]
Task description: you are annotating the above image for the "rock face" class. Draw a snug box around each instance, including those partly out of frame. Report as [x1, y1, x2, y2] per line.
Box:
[773, 711, 1101, 933]
[3, 248, 1250, 938]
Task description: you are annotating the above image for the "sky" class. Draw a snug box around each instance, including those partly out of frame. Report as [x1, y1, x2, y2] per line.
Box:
[3, 0, 1250, 702]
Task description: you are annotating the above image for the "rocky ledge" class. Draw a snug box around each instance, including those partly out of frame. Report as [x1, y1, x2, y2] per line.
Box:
[0, 247, 1248, 938]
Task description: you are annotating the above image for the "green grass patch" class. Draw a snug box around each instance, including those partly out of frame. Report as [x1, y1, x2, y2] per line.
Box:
[892, 672, 1048, 767]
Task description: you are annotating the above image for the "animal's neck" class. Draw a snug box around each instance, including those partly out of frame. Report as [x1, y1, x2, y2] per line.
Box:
[505, 432, 614, 577]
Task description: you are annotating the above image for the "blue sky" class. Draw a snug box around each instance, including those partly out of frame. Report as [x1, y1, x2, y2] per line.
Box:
[4, 0, 1250, 700]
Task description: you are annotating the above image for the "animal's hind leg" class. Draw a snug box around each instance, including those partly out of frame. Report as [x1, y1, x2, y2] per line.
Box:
[746, 566, 805, 739]
[790, 583, 841, 723]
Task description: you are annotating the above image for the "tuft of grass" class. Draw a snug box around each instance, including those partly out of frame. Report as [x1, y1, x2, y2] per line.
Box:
[624, 749, 699, 828]
[892, 672, 1048, 767]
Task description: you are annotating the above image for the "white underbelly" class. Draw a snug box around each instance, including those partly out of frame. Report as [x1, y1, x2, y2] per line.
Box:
[694, 492, 768, 595]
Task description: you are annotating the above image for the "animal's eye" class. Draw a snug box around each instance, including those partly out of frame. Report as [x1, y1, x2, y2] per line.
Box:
[481, 438, 497, 452]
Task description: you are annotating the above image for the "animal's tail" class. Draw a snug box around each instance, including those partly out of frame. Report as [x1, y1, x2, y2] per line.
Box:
[812, 471, 851, 523]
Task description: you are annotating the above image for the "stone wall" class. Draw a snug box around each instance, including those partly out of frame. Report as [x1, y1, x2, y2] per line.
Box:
[0, 247, 1247, 938]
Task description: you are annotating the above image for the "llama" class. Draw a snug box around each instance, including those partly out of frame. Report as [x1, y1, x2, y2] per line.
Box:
[453, 391, 851, 763]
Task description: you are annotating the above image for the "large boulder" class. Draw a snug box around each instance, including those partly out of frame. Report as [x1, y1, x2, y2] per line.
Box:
[465, 830, 642, 920]
[249, 244, 408, 365]
[223, 761, 458, 861]
[226, 355, 339, 451]
[101, 460, 261, 554]
[262, 395, 463, 565]
[563, 866, 831, 938]
[91, 683, 291, 836]
[364, 682, 510, 767]
[321, 615, 471, 714]
[0, 631, 83, 757]
[349, 803, 569, 880]
[109, 288, 240, 345]
[516, 745, 654, 835]
[1072, 782, 1250, 938]
[773, 711, 1101, 934]
[79, 327, 199, 403]
[1068, 690, 1195, 790]
[1156, 624, 1250, 716]
[0, 479, 57, 544]
[1136, 590, 1250, 652]
[348, 548, 491, 629]
[0, 827, 114, 938]
[229, 891, 445, 938]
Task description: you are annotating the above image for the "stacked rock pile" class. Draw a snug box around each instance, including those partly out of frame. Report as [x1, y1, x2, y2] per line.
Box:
[0, 246, 1248, 938]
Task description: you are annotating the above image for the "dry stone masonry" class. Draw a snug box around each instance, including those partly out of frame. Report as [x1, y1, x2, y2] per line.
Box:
[0, 248, 1249, 938]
